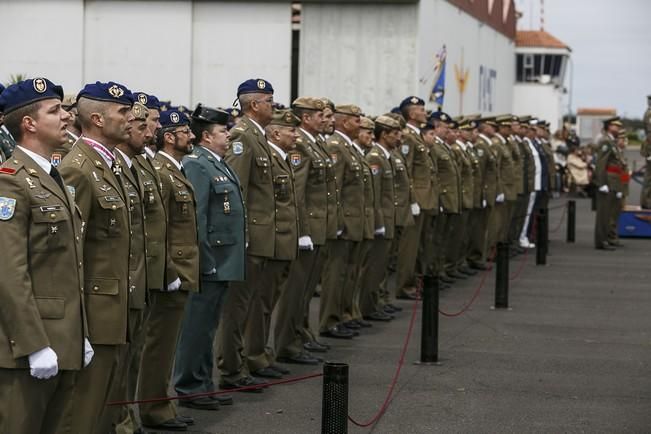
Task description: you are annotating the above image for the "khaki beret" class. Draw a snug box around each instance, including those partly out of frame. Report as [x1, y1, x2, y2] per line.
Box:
[360, 116, 375, 130]
[292, 96, 325, 111]
[335, 104, 362, 117]
[375, 115, 401, 130]
[269, 109, 300, 127]
[320, 97, 335, 111]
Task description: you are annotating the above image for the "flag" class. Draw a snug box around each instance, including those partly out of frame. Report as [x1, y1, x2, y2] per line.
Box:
[429, 45, 447, 107]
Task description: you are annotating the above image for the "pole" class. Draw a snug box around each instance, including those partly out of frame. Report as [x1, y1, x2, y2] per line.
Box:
[321, 362, 349, 434]
[566, 200, 576, 243]
[420, 274, 439, 363]
[494, 242, 510, 308]
[536, 209, 547, 265]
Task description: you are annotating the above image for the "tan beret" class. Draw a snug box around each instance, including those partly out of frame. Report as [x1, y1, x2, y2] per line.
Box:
[269, 109, 300, 127]
[375, 115, 400, 130]
[292, 96, 325, 111]
[360, 116, 375, 130]
[335, 104, 362, 117]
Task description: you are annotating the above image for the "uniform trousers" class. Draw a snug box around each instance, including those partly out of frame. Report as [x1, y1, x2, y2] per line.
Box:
[319, 239, 356, 332]
[359, 237, 392, 316]
[0, 368, 76, 434]
[395, 212, 425, 296]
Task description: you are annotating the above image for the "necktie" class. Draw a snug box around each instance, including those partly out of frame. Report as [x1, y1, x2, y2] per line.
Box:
[180, 165, 186, 178]
[49, 166, 65, 193]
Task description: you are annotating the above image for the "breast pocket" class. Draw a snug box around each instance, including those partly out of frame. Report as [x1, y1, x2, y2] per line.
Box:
[173, 188, 193, 221]
[310, 159, 326, 184]
[31, 205, 70, 251]
[274, 175, 291, 201]
[97, 195, 126, 237]
[142, 180, 158, 208]
[212, 180, 238, 216]
[254, 156, 271, 184]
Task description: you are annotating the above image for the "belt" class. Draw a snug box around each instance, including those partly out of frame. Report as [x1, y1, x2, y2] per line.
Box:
[606, 165, 630, 183]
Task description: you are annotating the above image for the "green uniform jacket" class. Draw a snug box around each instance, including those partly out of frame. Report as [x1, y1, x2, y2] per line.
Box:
[475, 135, 499, 207]
[516, 135, 535, 194]
[268, 144, 298, 261]
[0, 126, 16, 160]
[401, 126, 438, 211]
[153, 153, 200, 292]
[183, 146, 246, 282]
[466, 143, 484, 209]
[432, 138, 460, 214]
[0, 148, 86, 369]
[289, 129, 328, 245]
[116, 152, 147, 311]
[642, 108, 651, 157]
[316, 134, 339, 240]
[225, 116, 275, 258]
[507, 135, 524, 196]
[51, 131, 76, 168]
[326, 131, 364, 242]
[494, 134, 516, 201]
[451, 141, 474, 210]
[134, 153, 167, 291]
[540, 139, 556, 191]
[596, 135, 626, 193]
[59, 139, 130, 345]
[366, 144, 396, 239]
[356, 145, 376, 240]
[391, 149, 415, 228]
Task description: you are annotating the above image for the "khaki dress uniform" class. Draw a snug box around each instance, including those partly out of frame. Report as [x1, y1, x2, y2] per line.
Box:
[448, 140, 474, 272]
[594, 135, 625, 248]
[0, 148, 85, 434]
[492, 133, 516, 245]
[319, 130, 365, 333]
[275, 127, 329, 359]
[50, 130, 77, 168]
[138, 152, 199, 426]
[512, 134, 534, 245]
[640, 106, 651, 208]
[465, 141, 484, 262]
[59, 139, 131, 434]
[395, 125, 437, 295]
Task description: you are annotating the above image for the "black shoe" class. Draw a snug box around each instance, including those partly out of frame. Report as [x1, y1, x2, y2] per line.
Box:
[396, 292, 420, 300]
[303, 341, 328, 353]
[176, 415, 195, 425]
[343, 320, 361, 329]
[596, 243, 616, 251]
[469, 262, 489, 270]
[319, 325, 354, 339]
[363, 311, 392, 322]
[252, 367, 283, 379]
[143, 419, 187, 431]
[277, 352, 321, 365]
[386, 303, 403, 312]
[447, 270, 467, 279]
[269, 363, 290, 375]
[220, 376, 267, 393]
[383, 305, 397, 314]
[356, 319, 373, 327]
[339, 324, 360, 336]
[458, 266, 477, 276]
[179, 397, 219, 411]
[608, 240, 624, 247]
[213, 394, 234, 405]
[439, 275, 455, 284]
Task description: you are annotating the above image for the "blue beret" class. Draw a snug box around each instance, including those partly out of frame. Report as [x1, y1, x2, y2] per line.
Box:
[160, 110, 190, 128]
[0, 78, 64, 114]
[399, 96, 425, 111]
[428, 111, 452, 123]
[390, 106, 401, 114]
[133, 91, 161, 110]
[0, 83, 4, 95]
[77, 81, 134, 106]
[237, 78, 274, 96]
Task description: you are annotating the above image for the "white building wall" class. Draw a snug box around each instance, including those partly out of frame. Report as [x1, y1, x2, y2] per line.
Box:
[0, 1, 291, 107]
[512, 83, 564, 130]
[417, 0, 515, 116]
[300, 3, 419, 115]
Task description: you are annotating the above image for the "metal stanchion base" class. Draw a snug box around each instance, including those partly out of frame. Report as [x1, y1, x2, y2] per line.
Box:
[490, 306, 513, 311]
[413, 360, 443, 366]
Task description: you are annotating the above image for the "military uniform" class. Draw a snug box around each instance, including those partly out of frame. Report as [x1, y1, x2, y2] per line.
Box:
[448, 139, 474, 273]
[0, 147, 85, 434]
[59, 138, 131, 434]
[174, 142, 245, 400]
[0, 124, 16, 160]
[594, 133, 625, 249]
[493, 132, 517, 245]
[139, 150, 199, 426]
[640, 101, 651, 208]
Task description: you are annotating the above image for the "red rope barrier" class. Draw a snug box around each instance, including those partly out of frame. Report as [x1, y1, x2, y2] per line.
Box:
[347, 297, 420, 427]
[509, 246, 529, 281]
[549, 203, 568, 233]
[107, 372, 323, 406]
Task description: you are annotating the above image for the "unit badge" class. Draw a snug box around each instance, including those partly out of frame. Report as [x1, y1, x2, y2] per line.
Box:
[51, 153, 62, 167]
[290, 153, 301, 166]
[232, 142, 244, 155]
[0, 197, 16, 220]
[401, 144, 409, 155]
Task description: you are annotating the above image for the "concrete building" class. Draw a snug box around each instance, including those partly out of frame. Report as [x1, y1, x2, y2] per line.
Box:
[1, 0, 521, 117]
[512, 29, 571, 130]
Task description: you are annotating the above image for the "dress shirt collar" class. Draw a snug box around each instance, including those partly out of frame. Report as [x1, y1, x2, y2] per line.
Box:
[17, 145, 51, 174]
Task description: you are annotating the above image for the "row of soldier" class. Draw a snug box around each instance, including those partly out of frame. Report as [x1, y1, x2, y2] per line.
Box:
[0, 76, 559, 434]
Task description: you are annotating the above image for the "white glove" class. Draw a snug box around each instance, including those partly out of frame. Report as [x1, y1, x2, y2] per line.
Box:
[439, 206, 444, 213]
[496, 193, 505, 203]
[298, 235, 314, 250]
[482, 199, 487, 208]
[166, 277, 182, 292]
[336, 229, 343, 237]
[599, 185, 609, 194]
[410, 203, 421, 216]
[204, 268, 217, 275]
[374, 226, 386, 237]
[616, 192, 623, 199]
[83, 338, 94, 368]
[28, 347, 58, 380]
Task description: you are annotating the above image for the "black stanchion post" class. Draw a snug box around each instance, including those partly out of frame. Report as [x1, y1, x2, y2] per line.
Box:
[494, 242, 509, 308]
[536, 209, 547, 265]
[566, 200, 576, 243]
[322, 362, 349, 434]
[591, 192, 596, 211]
[420, 274, 439, 363]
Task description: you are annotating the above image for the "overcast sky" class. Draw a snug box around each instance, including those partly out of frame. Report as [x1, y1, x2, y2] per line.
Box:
[515, 0, 651, 118]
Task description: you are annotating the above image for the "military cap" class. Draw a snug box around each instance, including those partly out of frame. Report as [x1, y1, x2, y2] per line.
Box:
[226, 107, 240, 118]
[77, 81, 134, 106]
[61, 94, 77, 110]
[133, 91, 161, 110]
[320, 97, 335, 111]
[477, 116, 498, 128]
[390, 106, 401, 114]
[428, 111, 452, 124]
[446, 120, 459, 129]
[269, 109, 300, 127]
[335, 104, 363, 117]
[160, 110, 190, 128]
[375, 115, 400, 130]
[0, 77, 64, 114]
[385, 112, 406, 128]
[603, 116, 622, 128]
[159, 100, 171, 111]
[496, 114, 516, 126]
[237, 78, 274, 96]
[617, 129, 628, 138]
[518, 115, 531, 123]
[360, 116, 375, 130]
[459, 119, 477, 130]
[131, 102, 149, 121]
[292, 96, 325, 111]
[399, 96, 425, 111]
[191, 103, 229, 125]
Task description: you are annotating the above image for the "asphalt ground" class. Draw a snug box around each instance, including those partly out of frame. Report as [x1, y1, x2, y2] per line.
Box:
[140, 187, 651, 433]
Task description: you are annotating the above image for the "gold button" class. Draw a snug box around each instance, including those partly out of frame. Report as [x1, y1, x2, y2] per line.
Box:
[177, 250, 183, 256]
[50, 213, 56, 219]
[10, 340, 15, 346]
[217, 240, 221, 244]
[112, 205, 117, 210]
[93, 285, 99, 291]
